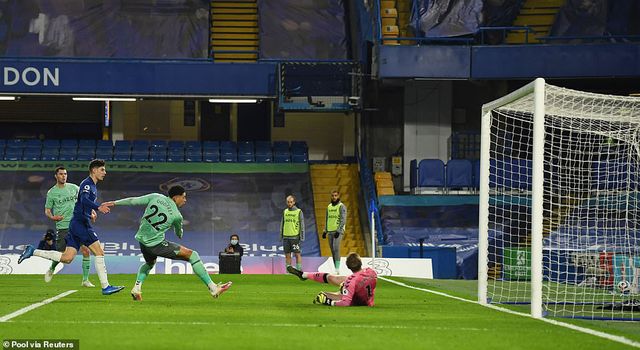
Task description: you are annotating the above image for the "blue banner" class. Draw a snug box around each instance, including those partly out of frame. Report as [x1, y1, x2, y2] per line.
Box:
[0, 58, 277, 96]
[0, 170, 320, 257]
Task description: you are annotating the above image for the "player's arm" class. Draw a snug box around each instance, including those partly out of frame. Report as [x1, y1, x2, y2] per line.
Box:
[337, 204, 347, 235]
[91, 209, 97, 223]
[173, 217, 184, 239]
[79, 189, 101, 210]
[279, 214, 284, 241]
[299, 210, 305, 241]
[111, 194, 156, 207]
[44, 207, 63, 221]
[44, 195, 63, 221]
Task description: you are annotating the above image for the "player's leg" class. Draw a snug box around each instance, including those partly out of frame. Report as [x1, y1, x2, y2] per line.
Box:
[286, 265, 346, 286]
[292, 239, 302, 270]
[328, 232, 342, 273]
[85, 238, 124, 295]
[131, 245, 156, 301]
[20, 234, 78, 265]
[173, 243, 232, 298]
[79, 245, 94, 287]
[44, 230, 68, 282]
[283, 239, 293, 267]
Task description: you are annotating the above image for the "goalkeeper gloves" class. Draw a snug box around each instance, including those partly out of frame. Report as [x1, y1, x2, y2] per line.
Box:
[334, 232, 340, 238]
[322, 231, 327, 239]
[314, 292, 333, 306]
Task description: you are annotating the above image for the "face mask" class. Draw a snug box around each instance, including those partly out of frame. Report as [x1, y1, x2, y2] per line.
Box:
[230, 240, 238, 245]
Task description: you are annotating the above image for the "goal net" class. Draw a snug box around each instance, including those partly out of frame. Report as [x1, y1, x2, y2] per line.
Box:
[478, 78, 640, 320]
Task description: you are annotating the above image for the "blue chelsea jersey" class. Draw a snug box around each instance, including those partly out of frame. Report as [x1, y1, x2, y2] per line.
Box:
[72, 176, 101, 223]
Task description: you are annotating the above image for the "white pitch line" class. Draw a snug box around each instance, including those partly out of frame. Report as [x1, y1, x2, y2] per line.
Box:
[0, 290, 77, 322]
[379, 277, 640, 349]
[8, 319, 488, 332]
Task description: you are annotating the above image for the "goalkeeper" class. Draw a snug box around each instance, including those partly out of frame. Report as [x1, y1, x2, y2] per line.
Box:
[104, 185, 232, 301]
[287, 253, 377, 306]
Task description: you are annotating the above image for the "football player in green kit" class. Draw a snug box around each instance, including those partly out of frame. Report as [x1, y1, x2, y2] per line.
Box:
[44, 166, 95, 287]
[105, 185, 232, 301]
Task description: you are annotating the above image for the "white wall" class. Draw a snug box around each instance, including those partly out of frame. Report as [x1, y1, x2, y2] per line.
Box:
[403, 81, 452, 190]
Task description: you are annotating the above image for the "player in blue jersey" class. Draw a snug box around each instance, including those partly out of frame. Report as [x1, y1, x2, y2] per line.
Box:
[19, 159, 124, 295]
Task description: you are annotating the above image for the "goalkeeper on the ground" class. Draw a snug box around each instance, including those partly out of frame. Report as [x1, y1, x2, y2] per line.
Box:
[287, 253, 377, 306]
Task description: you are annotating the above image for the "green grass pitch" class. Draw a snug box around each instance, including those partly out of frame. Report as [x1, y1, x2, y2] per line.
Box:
[0, 274, 638, 349]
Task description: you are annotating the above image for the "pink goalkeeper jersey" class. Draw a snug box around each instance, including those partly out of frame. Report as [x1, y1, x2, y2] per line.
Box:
[334, 268, 377, 307]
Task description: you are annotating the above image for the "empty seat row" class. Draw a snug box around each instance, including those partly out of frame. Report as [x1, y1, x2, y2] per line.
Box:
[2, 148, 306, 163]
[410, 159, 480, 190]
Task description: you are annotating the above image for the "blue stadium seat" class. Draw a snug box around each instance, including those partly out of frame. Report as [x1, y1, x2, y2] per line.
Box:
[221, 154, 237, 162]
[203, 151, 220, 163]
[114, 140, 132, 151]
[473, 159, 481, 189]
[149, 151, 166, 162]
[76, 148, 95, 161]
[273, 141, 289, 152]
[168, 140, 185, 150]
[255, 154, 272, 163]
[274, 154, 290, 163]
[96, 148, 113, 161]
[150, 140, 167, 150]
[131, 153, 148, 162]
[445, 159, 473, 189]
[22, 149, 40, 161]
[166, 153, 185, 162]
[291, 154, 308, 163]
[59, 147, 77, 158]
[41, 148, 59, 161]
[132, 140, 149, 149]
[4, 148, 21, 161]
[6, 139, 24, 150]
[410, 159, 418, 189]
[24, 139, 42, 150]
[43, 139, 60, 150]
[254, 141, 270, 152]
[96, 140, 113, 150]
[238, 141, 254, 156]
[219, 141, 235, 151]
[113, 150, 131, 161]
[203, 141, 221, 154]
[58, 152, 76, 161]
[417, 159, 445, 188]
[60, 139, 78, 150]
[591, 161, 635, 190]
[185, 150, 202, 162]
[185, 141, 201, 150]
[493, 158, 531, 190]
[290, 141, 307, 152]
[78, 140, 96, 149]
[238, 154, 254, 162]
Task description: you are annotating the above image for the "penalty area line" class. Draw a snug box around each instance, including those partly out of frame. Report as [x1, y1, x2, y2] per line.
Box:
[0, 290, 77, 322]
[379, 277, 640, 349]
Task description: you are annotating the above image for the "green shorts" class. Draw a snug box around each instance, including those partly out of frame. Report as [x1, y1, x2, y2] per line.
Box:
[55, 229, 69, 252]
[283, 238, 301, 254]
[140, 240, 182, 264]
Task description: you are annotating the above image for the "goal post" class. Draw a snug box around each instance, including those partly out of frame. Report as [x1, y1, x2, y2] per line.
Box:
[478, 78, 640, 320]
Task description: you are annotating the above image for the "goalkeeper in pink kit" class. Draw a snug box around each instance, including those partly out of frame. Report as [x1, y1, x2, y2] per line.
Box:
[287, 253, 377, 306]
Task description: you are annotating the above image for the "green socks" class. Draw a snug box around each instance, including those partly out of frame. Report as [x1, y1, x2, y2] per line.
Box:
[334, 260, 340, 271]
[136, 262, 154, 284]
[82, 256, 91, 281]
[296, 262, 302, 270]
[49, 261, 59, 272]
[189, 251, 213, 285]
